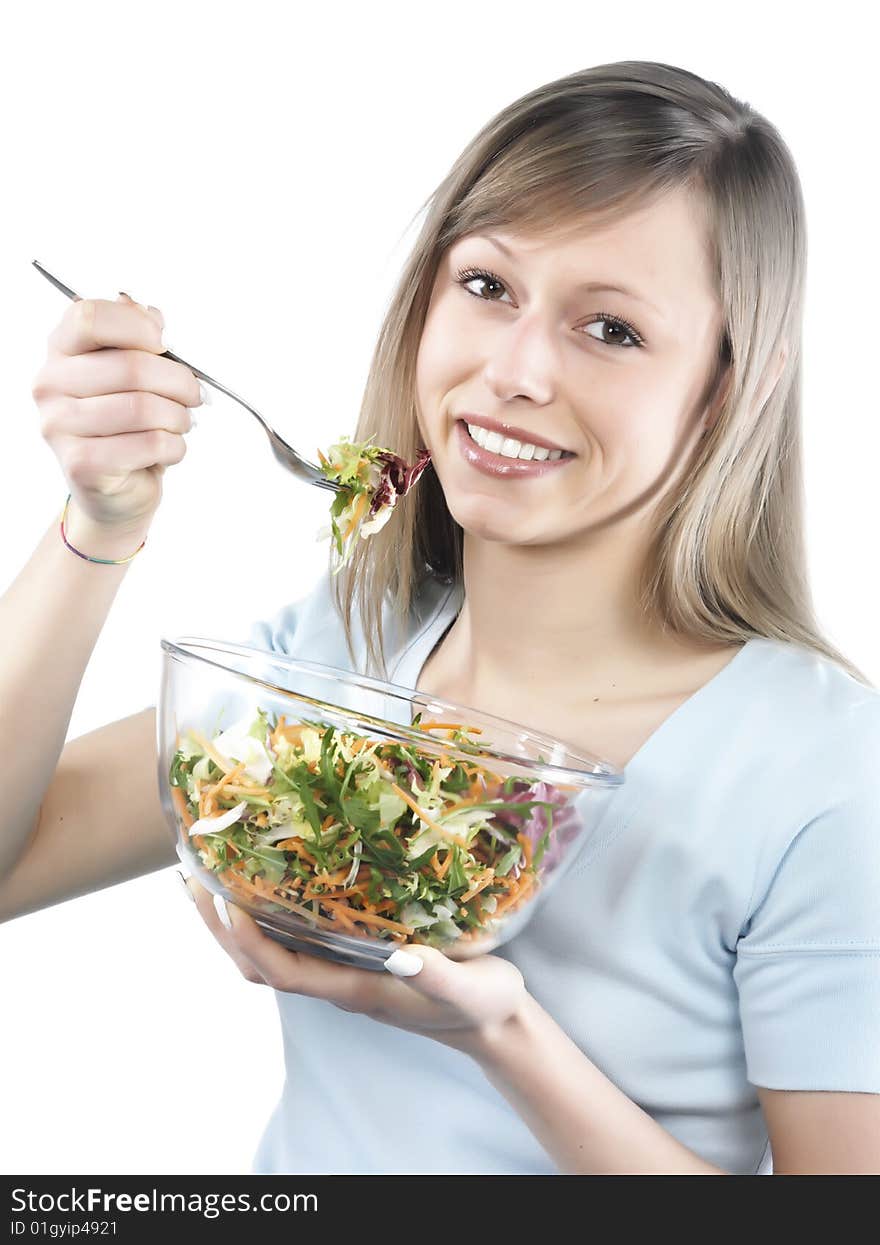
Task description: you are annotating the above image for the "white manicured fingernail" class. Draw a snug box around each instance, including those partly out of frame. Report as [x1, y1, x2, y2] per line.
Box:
[176, 869, 196, 902]
[198, 383, 211, 405]
[383, 948, 423, 977]
[213, 892, 233, 930]
[188, 412, 198, 429]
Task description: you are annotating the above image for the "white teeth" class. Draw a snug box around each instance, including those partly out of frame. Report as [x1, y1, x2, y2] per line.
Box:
[465, 422, 566, 462]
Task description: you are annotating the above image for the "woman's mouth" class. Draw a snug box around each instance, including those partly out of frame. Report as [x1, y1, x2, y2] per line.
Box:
[454, 419, 577, 479]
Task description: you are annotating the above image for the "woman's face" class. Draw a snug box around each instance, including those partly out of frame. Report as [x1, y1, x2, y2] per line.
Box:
[414, 186, 726, 547]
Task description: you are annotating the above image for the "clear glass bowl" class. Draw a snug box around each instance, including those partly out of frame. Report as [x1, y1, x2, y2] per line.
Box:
[158, 636, 624, 970]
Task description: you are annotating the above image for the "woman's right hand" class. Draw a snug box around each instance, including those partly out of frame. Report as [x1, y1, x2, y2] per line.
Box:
[31, 292, 205, 535]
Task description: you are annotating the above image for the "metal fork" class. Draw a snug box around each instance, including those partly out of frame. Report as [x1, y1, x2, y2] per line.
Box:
[31, 259, 341, 493]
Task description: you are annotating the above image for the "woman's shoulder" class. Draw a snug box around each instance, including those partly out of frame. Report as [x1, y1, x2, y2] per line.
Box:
[718, 638, 880, 838]
[744, 635, 880, 744]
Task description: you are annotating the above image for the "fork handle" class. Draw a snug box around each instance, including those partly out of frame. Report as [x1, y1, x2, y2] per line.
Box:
[31, 259, 260, 419]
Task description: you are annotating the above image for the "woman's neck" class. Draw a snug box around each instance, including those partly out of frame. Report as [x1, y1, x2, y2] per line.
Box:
[446, 526, 708, 704]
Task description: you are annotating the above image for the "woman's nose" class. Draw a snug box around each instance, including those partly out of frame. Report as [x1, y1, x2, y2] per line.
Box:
[481, 314, 558, 406]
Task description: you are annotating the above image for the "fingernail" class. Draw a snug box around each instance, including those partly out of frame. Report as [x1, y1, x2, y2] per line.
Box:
[213, 892, 233, 931]
[118, 290, 134, 301]
[176, 869, 196, 903]
[383, 948, 423, 977]
[198, 383, 211, 405]
[178, 858, 193, 879]
[188, 412, 199, 429]
[159, 332, 173, 354]
[147, 304, 165, 327]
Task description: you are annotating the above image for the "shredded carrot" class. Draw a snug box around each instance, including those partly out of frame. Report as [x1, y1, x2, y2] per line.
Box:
[320, 901, 414, 935]
[493, 870, 535, 916]
[218, 868, 338, 928]
[440, 791, 490, 817]
[304, 884, 366, 900]
[214, 783, 272, 800]
[189, 730, 236, 775]
[310, 867, 351, 888]
[389, 782, 470, 847]
[275, 837, 318, 864]
[341, 490, 369, 541]
[328, 904, 358, 932]
[416, 720, 483, 735]
[433, 847, 454, 881]
[516, 832, 534, 868]
[171, 785, 194, 829]
[269, 713, 287, 750]
[460, 869, 495, 904]
[208, 761, 246, 801]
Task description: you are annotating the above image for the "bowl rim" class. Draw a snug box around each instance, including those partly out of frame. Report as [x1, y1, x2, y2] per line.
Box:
[160, 634, 625, 789]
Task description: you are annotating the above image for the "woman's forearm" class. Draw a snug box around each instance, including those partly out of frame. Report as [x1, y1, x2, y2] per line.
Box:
[0, 505, 151, 879]
[461, 993, 727, 1175]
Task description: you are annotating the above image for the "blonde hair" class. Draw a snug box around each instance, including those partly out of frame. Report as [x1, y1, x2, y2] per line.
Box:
[330, 59, 873, 690]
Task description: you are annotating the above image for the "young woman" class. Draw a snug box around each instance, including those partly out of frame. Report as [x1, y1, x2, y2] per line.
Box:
[2, 60, 878, 1176]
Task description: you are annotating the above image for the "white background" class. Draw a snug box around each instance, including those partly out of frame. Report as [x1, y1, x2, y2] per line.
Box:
[0, 0, 876, 1175]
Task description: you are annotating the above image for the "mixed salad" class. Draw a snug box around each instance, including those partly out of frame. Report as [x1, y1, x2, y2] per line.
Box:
[169, 707, 579, 948]
[315, 435, 432, 574]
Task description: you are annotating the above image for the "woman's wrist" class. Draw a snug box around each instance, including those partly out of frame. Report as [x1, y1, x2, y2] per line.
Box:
[62, 497, 154, 563]
[445, 988, 539, 1063]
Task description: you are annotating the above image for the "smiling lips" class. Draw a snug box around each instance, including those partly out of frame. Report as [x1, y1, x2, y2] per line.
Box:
[454, 419, 577, 479]
[457, 413, 575, 455]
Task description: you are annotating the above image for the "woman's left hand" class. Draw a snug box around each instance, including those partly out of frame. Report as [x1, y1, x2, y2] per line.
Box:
[181, 874, 529, 1055]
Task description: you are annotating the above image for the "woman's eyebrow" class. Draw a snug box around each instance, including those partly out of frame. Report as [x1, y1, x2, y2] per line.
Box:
[470, 232, 667, 320]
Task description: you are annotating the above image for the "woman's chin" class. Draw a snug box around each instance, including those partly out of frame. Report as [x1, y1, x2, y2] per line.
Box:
[445, 494, 541, 543]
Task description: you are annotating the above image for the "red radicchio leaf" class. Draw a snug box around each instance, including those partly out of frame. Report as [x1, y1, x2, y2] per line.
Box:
[368, 448, 432, 516]
[368, 472, 398, 517]
[402, 447, 432, 492]
[374, 451, 408, 491]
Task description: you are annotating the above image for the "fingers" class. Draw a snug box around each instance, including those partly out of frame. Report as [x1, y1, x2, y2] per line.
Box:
[182, 876, 267, 985]
[35, 348, 203, 410]
[58, 428, 188, 483]
[48, 296, 166, 358]
[179, 873, 512, 1033]
[384, 944, 528, 1028]
[214, 896, 379, 1005]
[202, 890, 401, 1016]
[40, 391, 194, 440]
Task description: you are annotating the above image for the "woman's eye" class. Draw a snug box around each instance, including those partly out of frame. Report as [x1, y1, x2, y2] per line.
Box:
[581, 318, 641, 349]
[455, 267, 644, 349]
[457, 269, 511, 302]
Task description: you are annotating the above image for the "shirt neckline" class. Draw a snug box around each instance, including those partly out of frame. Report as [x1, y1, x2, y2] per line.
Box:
[391, 581, 766, 778]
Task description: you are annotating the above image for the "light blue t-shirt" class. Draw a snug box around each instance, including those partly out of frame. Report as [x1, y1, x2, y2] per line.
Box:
[239, 567, 880, 1176]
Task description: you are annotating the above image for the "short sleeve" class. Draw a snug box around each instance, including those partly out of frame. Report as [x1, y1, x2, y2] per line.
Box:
[239, 569, 335, 658]
[243, 597, 306, 656]
[733, 719, 880, 1091]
